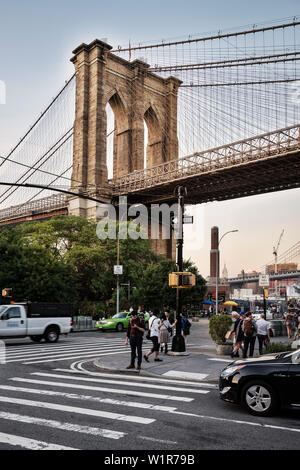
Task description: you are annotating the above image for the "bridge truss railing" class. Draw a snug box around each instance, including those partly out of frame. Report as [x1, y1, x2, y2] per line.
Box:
[0, 194, 67, 223]
[111, 124, 300, 195]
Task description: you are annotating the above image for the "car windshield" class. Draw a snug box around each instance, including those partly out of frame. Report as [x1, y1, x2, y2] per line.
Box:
[0, 306, 8, 315]
[112, 312, 127, 319]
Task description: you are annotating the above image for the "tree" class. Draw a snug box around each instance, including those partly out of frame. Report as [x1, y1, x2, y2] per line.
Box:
[0, 216, 207, 313]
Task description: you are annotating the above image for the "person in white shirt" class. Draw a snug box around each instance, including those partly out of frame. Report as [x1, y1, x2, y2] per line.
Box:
[256, 314, 271, 355]
[144, 309, 163, 362]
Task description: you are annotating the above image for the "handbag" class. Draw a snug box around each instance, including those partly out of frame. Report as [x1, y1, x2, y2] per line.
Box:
[225, 330, 234, 340]
[146, 331, 151, 340]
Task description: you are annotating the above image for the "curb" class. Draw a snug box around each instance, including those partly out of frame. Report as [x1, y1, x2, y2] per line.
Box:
[92, 358, 220, 384]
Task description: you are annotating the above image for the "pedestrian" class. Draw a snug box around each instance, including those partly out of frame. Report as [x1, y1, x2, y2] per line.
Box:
[294, 312, 300, 341]
[242, 312, 257, 358]
[144, 309, 163, 362]
[284, 311, 296, 339]
[231, 312, 244, 358]
[124, 310, 145, 370]
[181, 313, 192, 345]
[256, 313, 271, 355]
[159, 310, 173, 355]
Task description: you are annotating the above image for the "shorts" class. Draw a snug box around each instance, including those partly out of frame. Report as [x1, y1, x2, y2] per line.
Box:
[150, 335, 159, 352]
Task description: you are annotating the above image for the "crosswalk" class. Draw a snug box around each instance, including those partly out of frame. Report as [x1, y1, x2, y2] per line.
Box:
[2, 337, 134, 364]
[2, 337, 201, 365]
[0, 368, 215, 450]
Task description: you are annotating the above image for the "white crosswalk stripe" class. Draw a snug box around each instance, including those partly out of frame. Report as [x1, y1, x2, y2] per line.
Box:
[3, 338, 131, 364]
[0, 368, 212, 449]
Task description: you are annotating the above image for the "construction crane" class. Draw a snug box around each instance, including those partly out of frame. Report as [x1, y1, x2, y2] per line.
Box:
[273, 229, 284, 296]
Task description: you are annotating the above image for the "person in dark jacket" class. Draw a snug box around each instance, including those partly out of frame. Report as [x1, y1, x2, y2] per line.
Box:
[125, 310, 145, 370]
[231, 312, 244, 358]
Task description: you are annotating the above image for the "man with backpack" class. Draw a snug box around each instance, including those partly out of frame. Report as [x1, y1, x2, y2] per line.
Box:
[242, 312, 257, 358]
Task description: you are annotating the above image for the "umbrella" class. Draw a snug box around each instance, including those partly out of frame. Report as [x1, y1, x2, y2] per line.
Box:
[202, 300, 215, 305]
[223, 301, 238, 307]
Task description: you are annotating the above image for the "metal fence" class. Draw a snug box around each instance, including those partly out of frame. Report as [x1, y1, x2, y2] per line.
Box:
[72, 316, 96, 330]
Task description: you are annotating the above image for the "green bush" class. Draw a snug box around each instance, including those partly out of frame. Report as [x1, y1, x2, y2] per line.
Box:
[209, 314, 233, 344]
[263, 342, 293, 354]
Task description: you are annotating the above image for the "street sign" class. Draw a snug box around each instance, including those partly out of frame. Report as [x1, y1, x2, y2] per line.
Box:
[183, 216, 193, 224]
[114, 265, 123, 275]
[171, 215, 193, 225]
[259, 274, 270, 287]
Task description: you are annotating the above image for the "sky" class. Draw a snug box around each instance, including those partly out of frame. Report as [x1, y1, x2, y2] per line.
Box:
[0, 0, 300, 278]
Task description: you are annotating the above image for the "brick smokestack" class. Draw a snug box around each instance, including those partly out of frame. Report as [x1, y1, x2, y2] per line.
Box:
[210, 226, 219, 278]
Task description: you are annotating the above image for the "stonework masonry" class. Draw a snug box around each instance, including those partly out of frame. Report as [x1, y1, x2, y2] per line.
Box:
[68, 39, 182, 259]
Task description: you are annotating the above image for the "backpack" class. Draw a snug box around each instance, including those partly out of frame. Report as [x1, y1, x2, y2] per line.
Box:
[243, 318, 255, 337]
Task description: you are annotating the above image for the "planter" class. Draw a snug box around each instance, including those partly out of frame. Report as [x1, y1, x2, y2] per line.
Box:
[216, 342, 233, 355]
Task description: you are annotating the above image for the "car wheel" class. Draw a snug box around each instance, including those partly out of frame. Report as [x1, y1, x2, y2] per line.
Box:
[44, 327, 60, 343]
[116, 323, 123, 332]
[241, 380, 279, 416]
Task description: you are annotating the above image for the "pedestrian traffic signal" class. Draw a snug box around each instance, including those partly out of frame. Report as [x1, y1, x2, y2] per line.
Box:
[2, 288, 12, 297]
[264, 288, 269, 299]
[169, 272, 196, 288]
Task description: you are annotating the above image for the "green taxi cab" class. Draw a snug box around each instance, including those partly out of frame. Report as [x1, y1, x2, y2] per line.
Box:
[95, 311, 150, 332]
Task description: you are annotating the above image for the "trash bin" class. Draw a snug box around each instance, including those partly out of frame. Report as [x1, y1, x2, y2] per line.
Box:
[269, 320, 282, 337]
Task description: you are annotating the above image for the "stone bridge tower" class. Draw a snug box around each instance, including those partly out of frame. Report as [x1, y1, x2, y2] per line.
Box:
[68, 39, 181, 259]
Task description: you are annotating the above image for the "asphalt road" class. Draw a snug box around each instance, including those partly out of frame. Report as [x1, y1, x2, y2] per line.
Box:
[0, 331, 299, 452]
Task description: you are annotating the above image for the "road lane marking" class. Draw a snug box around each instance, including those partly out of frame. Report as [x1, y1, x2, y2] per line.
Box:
[138, 436, 178, 445]
[10, 378, 193, 402]
[4, 342, 127, 358]
[7, 346, 127, 363]
[30, 372, 210, 394]
[171, 410, 300, 434]
[0, 432, 77, 450]
[0, 411, 125, 439]
[22, 350, 129, 364]
[0, 385, 177, 412]
[162, 371, 208, 381]
[60, 366, 217, 389]
[0, 396, 155, 424]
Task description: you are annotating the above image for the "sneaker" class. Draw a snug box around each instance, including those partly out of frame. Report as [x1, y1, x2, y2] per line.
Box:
[154, 358, 163, 362]
[136, 365, 141, 370]
[144, 355, 149, 363]
[126, 364, 135, 369]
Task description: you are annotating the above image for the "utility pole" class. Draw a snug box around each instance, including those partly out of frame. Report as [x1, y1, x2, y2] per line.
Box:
[171, 186, 186, 353]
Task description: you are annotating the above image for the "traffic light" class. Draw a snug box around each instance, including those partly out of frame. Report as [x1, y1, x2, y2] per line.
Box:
[2, 288, 12, 297]
[264, 288, 269, 299]
[169, 272, 196, 288]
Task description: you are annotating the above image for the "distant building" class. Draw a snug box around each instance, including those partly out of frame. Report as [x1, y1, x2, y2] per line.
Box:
[222, 263, 228, 279]
[206, 227, 230, 308]
[266, 263, 297, 274]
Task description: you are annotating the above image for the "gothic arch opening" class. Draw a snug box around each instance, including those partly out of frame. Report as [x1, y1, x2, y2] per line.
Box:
[107, 92, 129, 178]
[106, 102, 114, 180]
[144, 106, 163, 168]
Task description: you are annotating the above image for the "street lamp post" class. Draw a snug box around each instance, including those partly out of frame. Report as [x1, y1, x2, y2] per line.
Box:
[215, 229, 239, 315]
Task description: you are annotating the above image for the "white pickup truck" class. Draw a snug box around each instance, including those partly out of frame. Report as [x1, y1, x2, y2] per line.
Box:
[0, 303, 72, 343]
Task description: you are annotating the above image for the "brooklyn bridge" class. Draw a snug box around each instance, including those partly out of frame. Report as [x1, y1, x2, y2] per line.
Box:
[1, 18, 300, 258]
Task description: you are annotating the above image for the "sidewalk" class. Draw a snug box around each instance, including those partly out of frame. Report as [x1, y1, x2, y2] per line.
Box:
[93, 319, 295, 383]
